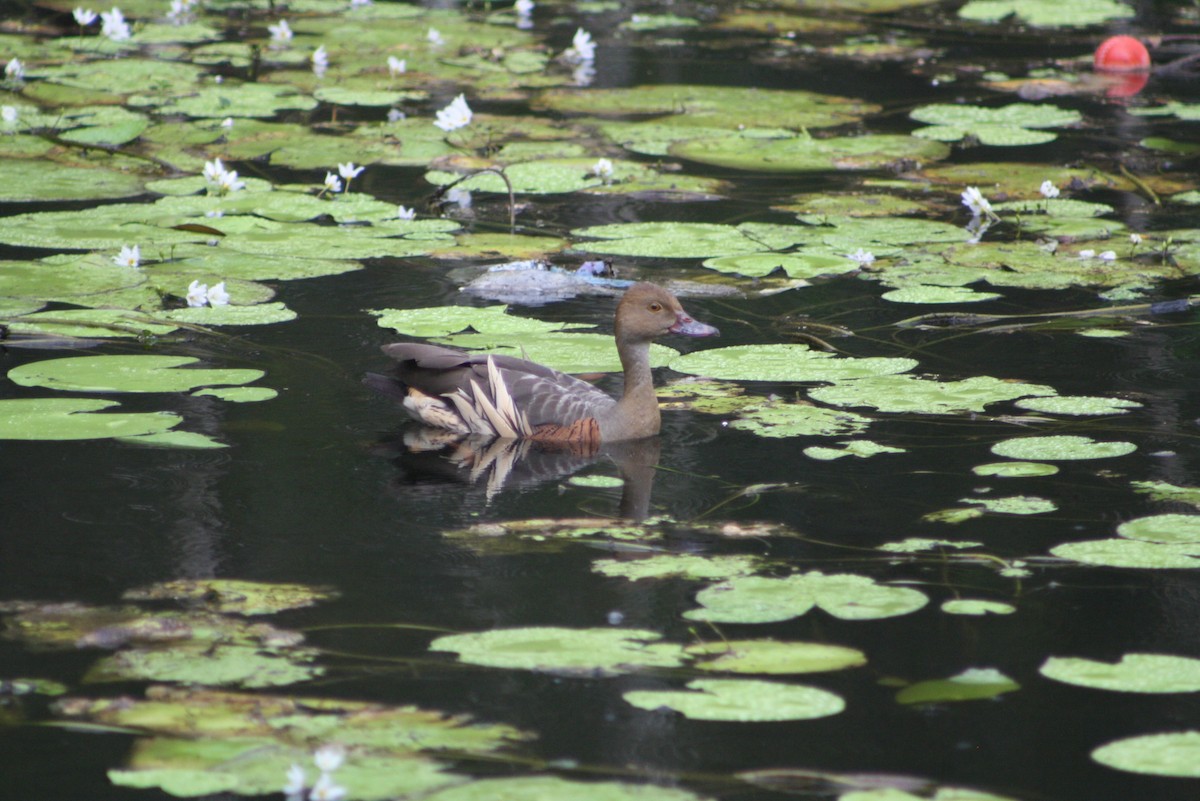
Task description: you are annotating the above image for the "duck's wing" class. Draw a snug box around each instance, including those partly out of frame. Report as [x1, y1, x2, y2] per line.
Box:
[377, 343, 615, 435]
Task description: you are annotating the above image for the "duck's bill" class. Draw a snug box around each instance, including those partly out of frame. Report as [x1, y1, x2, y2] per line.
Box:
[670, 315, 720, 337]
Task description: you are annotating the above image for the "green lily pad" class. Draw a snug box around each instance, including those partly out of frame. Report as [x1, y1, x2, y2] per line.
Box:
[941, 600, 1016, 615]
[624, 678, 845, 721]
[134, 80, 318, 118]
[1092, 731, 1200, 777]
[671, 344, 916, 383]
[424, 776, 708, 801]
[972, 461, 1060, 477]
[118, 430, 229, 449]
[910, 103, 1080, 146]
[85, 641, 321, 688]
[808, 374, 1055, 414]
[430, 627, 686, 676]
[727, 400, 873, 438]
[8, 355, 264, 394]
[123, 579, 337, 615]
[0, 398, 181, 441]
[1050, 539, 1200, 569]
[702, 252, 859, 279]
[990, 435, 1136, 461]
[1131, 480, 1200, 508]
[963, 496, 1057, 515]
[1041, 654, 1200, 693]
[1014, 395, 1142, 415]
[0, 161, 147, 202]
[896, 668, 1020, 704]
[671, 133, 950, 173]
[572, 221, 808, 259]
[535, 84, 879, 130]
[593, 554, 761, 582]
[1116, 514, 1200, 544]
[687, 640, 867, 675]
[685, 571, 929, 624]
[803, 439, 906, 460]
[958, 0, 1134, 27]
[154, 302, 297, 327]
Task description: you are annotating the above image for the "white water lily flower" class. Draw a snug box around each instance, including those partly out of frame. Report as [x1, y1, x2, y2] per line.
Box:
[387, 108, 405, 122]
[73, 7, 98, 25]
[113, 244, 140, 268]
[2, 105, 17, 125]
[5, 58, 23, 81]
[202, 157, 225, 183]
[186, 280, 208, 307]
[427, 27, 443, 46]
[1097, 250, 1117, 261]
[1129, 233, 1142, 245]
[313, 744, 345, 773]
[268, 19, 292, 43]
[387, 56, 406, 76]
[396, 205, 416, 220]
[515, 0, 533, 13]
[323, 172, 342, 193]
[167, 0, 192, 24]
[100, 7, 131, 40]
[220, 117, 234, 129]
[961, 186, 993, 218]
[566, 28, 596, 62]
[283, 764, 306, 796]
[433, 93, 472, 132]
[591, 158, 613, 180]
[445, 187, 471, 209]
[207, 281, 230, 305]
[310, 772, 346, 801]
[337, 162, 364, 180]
[1078, 249, 1096, 259]
[847, 248, 876, 266]
[312, 45, 328, 74]
[1039, 180, 1059, 199]
[350, 0, 372, 7]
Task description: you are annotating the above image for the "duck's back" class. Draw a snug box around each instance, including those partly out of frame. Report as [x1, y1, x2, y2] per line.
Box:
[379, 342, 615, 436]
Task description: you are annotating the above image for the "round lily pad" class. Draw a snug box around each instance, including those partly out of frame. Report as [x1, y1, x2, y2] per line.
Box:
[687, 640, 867, 674]
[1041, 654, 1200, 694]
[972, 461, 1059, 477]
[990, 435, 1136, 461]
[7, 355, 264, 394]
[624, 678, 845, 721]
[1014, 395, 1142, 415]
[670, 133, 950, 173]
[0, 161, 147, 202]
[429, 627, 685, 676]
[1116, 514, 1200, 544]
[1092, 731, 1200, 778]
[0, 398, 182, 441]
[670, 344, 916, 383]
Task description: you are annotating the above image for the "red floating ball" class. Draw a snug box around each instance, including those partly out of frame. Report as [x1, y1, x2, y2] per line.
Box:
[1094, 35, 1150, 73]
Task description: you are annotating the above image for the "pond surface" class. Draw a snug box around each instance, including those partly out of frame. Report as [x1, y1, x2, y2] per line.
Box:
[3, 1, 1200, 801]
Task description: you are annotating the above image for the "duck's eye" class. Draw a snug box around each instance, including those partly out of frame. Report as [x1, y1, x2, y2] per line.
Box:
[649, 302, 663, 312]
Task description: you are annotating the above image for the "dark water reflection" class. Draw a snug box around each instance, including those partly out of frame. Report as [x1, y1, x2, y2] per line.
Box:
[5, 4, 1200, 801]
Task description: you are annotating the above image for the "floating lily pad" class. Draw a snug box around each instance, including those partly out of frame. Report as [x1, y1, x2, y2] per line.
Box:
[123, 580, 338, 615]
[1131, 481, 1200, 509]
[423, 776, 708, 801]
[896, 668, 1020, 704]
[0, 398, 181, 441]
[990, 435, 1136, 460]
[963, 496, 1057, 515]
[0, 161, 147, 202]
[685, 572, 929, 624]
[1116, 514, 1200, 544]
[1092, 731, 1200, 777]
[671, 344, 916, 383]
[86, 641, 322, 688]
[972, 461, 1059, 477]
[727, 401, 873, 438]
[671, 133, 950, 173]
[1041, 654, 1200, 693]
[808, 374, 1055, 414]
[572, 221, 808, 259]
[941, 600, 1016, 615]
[1013, 395, 1142, 415]
[430, 627, 686, 676]
[624, 678, 845, 721]
[910, 103, 1080, 146]
[535, 84, 878, 130]
[131, 82, 318, 118]
[803, 439, 905, 460]
[119, 430, 228, 449]
[8, 355, 264, 394]
[687, 640, 867, 675]
[193, 386, 278, 402]
[1050, 539, 1200, 569]
[958, 0, 1134, 26]
[702, 252, 858, 279]
[593, 554, 761, 582]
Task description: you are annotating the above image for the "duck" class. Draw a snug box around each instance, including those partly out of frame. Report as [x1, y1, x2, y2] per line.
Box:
[367, 282, 719, 446]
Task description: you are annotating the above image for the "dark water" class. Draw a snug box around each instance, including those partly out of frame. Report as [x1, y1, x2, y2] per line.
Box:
[4, 3, 1200, 801]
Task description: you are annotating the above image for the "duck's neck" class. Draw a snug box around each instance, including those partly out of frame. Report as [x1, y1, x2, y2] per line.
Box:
[613, 337, 660, 438]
